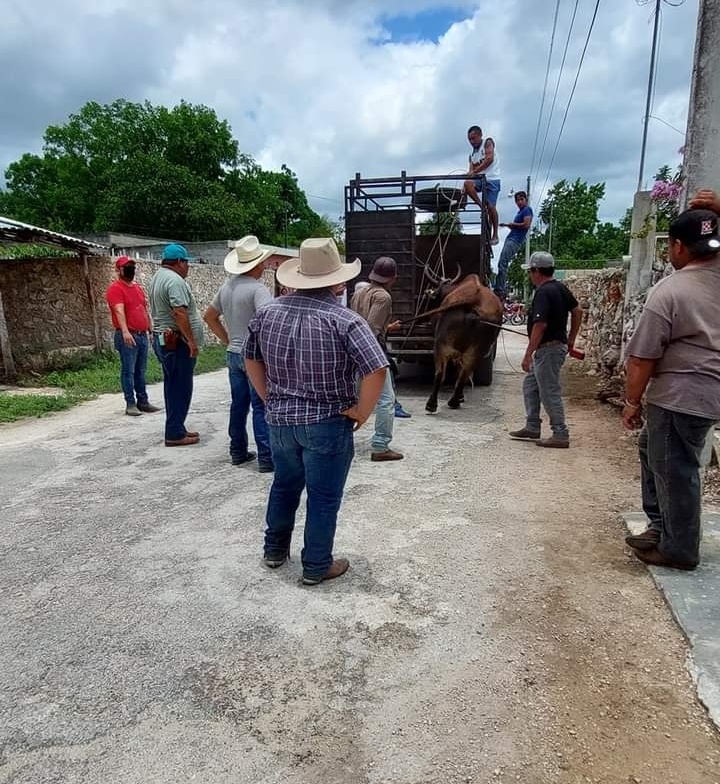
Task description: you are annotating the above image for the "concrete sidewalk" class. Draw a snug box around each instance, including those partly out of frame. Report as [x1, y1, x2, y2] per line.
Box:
[624, 511, 720, 728]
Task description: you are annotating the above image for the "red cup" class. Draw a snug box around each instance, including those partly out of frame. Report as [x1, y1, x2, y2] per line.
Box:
[569, 347, 585, 360]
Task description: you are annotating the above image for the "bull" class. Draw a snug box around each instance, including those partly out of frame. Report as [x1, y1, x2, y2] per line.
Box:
[420, 268, 503, 414]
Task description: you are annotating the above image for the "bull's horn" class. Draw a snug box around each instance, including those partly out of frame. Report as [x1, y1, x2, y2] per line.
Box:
[423, 263, 444, 286]
[449, 265, 463, 284]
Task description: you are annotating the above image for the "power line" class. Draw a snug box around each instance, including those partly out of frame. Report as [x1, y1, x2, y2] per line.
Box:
[533, 0, 581, 186]
[537, 0, 602, 210]
[648, 114, 685, 136]
[529, 0, 562, 182]
[308, 193, 343, 205]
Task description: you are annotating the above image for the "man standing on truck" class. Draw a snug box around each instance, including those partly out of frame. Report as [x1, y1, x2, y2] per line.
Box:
[351, 257, 405, 462]
[462, 125, 501, 246]
[495, 191, 533, 300]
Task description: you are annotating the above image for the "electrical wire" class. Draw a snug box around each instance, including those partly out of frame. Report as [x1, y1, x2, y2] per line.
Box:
[536, 0, 602, 210]
[529, 0, 562, 183]
[533, 0, 581, 188]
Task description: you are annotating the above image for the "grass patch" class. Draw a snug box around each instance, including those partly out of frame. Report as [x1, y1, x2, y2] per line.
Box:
[1, 344, 228, 422]
[0, 393, 78, 423]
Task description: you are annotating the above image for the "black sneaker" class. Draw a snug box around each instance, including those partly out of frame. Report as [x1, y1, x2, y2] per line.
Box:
[508, 428, 541, 441]
[263, 552, 288, 569]
[258, 463, 274, 473]
[231, 452, 257, 465]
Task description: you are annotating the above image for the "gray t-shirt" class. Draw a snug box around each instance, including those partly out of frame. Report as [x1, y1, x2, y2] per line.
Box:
[626, 257, 720, 419]
[148, 266, 204, 346]
[212, 275, 272, 353]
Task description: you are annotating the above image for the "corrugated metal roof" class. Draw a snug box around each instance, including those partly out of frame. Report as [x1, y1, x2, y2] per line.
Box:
[0, 216, 108, 253]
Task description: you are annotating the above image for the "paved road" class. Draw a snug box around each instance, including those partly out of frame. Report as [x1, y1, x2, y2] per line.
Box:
[2, 332, 719, 784]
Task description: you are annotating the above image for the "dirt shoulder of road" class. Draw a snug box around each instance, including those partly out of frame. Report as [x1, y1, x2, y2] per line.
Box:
[500, 367, 720, 783]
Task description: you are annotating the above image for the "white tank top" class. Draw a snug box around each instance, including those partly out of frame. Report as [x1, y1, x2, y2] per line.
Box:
[482, 140, 500, 179]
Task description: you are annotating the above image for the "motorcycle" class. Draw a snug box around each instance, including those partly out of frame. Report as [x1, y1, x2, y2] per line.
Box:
[502, 301, 526, 326]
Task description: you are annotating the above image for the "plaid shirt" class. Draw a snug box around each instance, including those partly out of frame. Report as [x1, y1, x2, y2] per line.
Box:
[245, 290, 389, 425]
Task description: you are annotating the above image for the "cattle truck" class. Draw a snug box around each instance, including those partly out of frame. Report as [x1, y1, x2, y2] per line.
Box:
[344, 171, 498, 385]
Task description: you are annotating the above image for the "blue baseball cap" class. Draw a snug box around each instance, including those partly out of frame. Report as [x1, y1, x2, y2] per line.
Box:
[161, 243, 192, 262]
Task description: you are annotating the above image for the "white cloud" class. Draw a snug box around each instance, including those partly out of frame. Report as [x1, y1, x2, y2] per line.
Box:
[0, 0, 699, 227]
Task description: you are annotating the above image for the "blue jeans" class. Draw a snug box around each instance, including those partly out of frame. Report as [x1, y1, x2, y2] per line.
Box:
[227, 351, 272, 465]
[371, 369, 395, 452]
[475, 178, 501, 206]
[152, 335, 196, 441]
[494, 237, 523, 297]
[113, 330, 149, 406]
[639, 403, 716, 566]
[523, 344, 569, 438]
[264, 416, 355, 578]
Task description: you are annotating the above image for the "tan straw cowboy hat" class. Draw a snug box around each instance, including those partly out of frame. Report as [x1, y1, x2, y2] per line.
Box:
[276, 238, 361, 290]
[224, 235, 273, 275]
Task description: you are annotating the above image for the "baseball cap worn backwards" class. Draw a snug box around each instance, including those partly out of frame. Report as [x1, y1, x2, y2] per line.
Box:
[522, 251, 555, 270]
[115, 255, 134, 269]
[161, 243, 192, 262]
[669, 209, 720, 255]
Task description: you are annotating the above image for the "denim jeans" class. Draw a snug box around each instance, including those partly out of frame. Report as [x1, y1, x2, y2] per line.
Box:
[152, 336, 196, 441]
[264, 416, 355, 578]
[639, 403, 716, 566]
[371, 369, 395, 452]
[227, 351, 272, 465]
[523, 344, 569, 438]
[494, 237, 523, 297]
[113, 330, 149, 406]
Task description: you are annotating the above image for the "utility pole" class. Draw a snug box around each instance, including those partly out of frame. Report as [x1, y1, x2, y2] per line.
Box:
[681, 0, 720, 201]
[637, 0, 662, 192]
[680, 0, 720, 464]
[525, 174, 532, 267]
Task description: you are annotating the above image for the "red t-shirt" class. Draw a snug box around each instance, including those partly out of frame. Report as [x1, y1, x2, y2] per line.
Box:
[106, 281, 150, 332]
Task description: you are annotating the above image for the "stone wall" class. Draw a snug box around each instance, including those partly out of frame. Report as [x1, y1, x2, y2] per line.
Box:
[0, 255, 229, 375]
[563, 236, 672, 399]
[564, 268, 626, 395]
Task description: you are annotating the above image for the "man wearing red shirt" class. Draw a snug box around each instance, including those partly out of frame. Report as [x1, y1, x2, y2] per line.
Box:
[106, 257, 161, 416]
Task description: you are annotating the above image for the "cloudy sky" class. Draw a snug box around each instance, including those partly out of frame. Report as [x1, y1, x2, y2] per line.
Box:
[0, 0, 699, 228]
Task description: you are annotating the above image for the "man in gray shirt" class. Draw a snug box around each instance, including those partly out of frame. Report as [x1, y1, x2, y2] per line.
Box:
[623, 208, 720, 570]
[204, 236, 273, 470]
[149, 244, 204, 447]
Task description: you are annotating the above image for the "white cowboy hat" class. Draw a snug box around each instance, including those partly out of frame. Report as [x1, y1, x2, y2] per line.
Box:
[224, 235, 273, 275]
[276, 238, 361, 290]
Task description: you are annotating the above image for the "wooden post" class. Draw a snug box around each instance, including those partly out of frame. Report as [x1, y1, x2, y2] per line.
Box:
[81, 254, 103, 352]
[0, 288, 16, 379]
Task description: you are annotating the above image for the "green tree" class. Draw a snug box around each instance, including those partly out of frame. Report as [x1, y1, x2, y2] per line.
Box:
[0, 99, 332, 245]
[417, 212, 463, 236]
[530, 178, 629, 267]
